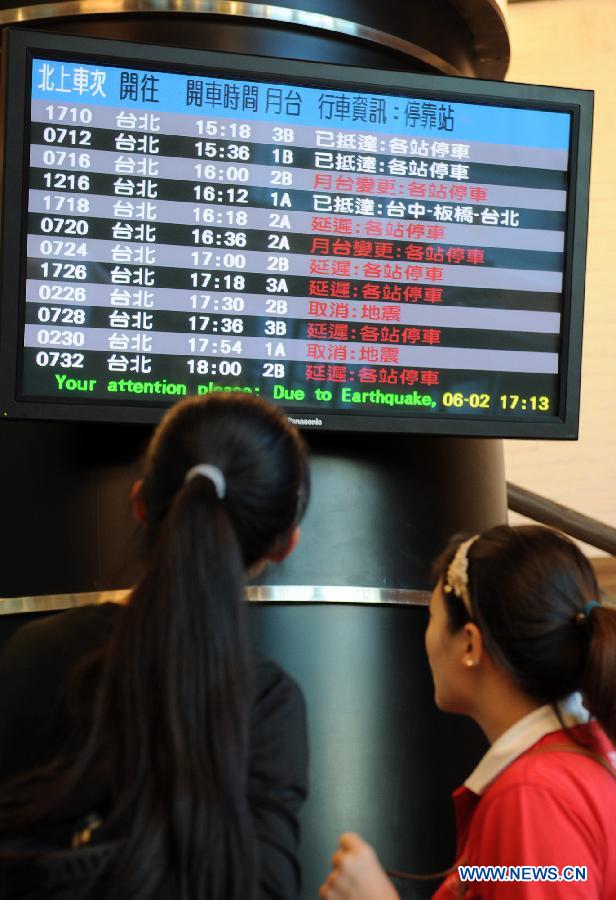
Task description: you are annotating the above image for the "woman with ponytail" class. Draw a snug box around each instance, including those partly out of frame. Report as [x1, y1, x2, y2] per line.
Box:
[321, 525, 616, 899]
[0, 393, 310, 900]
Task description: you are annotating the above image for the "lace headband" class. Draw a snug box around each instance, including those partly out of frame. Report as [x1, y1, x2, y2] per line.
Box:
[443, 535, 480, 615]
[443, 537, 602, 629]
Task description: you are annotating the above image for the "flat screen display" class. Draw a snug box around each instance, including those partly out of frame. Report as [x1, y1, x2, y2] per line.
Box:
[0, 29, 593, 435]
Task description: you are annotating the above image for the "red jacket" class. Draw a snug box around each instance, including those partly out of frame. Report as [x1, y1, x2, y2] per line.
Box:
[433, 724, 616, 898]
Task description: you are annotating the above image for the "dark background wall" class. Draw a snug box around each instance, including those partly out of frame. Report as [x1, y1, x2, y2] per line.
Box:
[0, 421, 508, 598]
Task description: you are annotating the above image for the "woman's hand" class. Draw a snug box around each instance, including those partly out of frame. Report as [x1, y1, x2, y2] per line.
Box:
[319, 833, 400, 900]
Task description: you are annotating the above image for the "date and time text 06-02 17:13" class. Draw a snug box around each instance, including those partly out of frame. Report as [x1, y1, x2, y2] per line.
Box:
[441, 392, 551, 412]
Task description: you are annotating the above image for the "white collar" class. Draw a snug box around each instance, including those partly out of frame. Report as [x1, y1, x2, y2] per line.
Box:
[465, 693, 589, 796]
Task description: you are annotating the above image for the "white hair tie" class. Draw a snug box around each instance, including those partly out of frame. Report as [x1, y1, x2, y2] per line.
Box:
[184, 464, 226, 499]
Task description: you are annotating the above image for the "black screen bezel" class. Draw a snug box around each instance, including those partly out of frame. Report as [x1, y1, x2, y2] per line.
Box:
[0, 28, 593, 437]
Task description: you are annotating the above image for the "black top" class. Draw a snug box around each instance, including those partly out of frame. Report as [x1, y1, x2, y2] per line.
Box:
[0, 603, 308, 899]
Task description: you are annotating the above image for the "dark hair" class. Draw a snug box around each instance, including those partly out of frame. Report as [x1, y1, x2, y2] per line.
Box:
[432, 525, 616, 745]
[0, 393, 310, 899]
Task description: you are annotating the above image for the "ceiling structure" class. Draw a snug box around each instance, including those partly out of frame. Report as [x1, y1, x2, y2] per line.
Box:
[0, 0, 512, 78]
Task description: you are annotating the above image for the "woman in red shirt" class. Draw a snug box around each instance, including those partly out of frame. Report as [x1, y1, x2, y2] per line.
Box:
[320, 525, 616, 899]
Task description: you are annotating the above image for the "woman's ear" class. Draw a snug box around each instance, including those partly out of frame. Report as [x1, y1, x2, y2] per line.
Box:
[461, 621, 485, 669]
[268, 526, 301, 563]
[130, 479, 147, 526]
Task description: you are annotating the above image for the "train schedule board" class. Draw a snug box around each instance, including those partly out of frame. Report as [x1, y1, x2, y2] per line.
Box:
[0, 30, 593, 435]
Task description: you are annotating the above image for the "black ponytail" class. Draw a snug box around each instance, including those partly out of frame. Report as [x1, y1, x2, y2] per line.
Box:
[582, 605, 616, 746]
[0, 393, 309, 899]
[99, 475, 256, 899]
